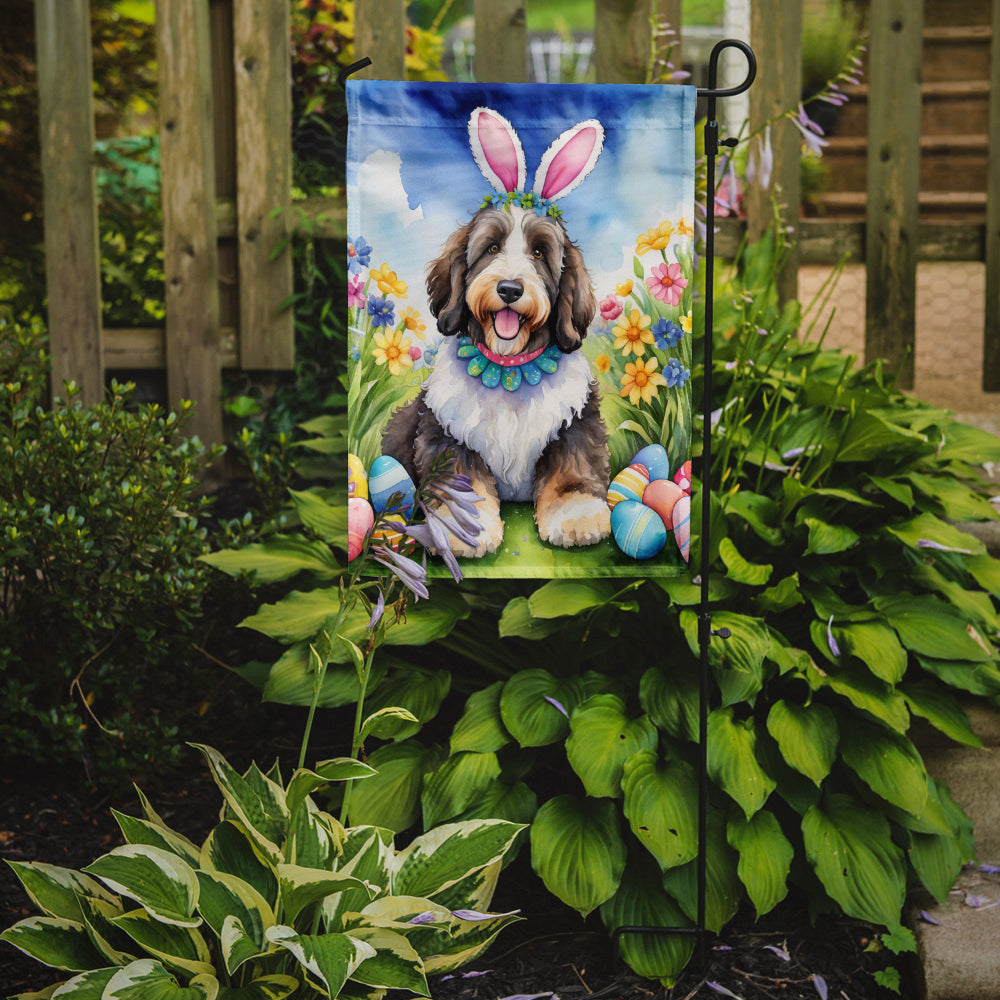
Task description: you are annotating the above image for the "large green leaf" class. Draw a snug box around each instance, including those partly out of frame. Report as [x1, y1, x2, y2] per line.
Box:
[199, 822, 278, 910]
[103, 959, 218, 1000]
[260, 644, 382, 708]
[810, 662, 910, 732]
[718, 537, 773, 586]
[967, 553, 1000, 597]
[885, 512, 985, 557]
[835, 621, 907, 684]
[765, 700, 838, 786]
[621, 752, 699, 871]
[727, 811, 793, 918]
[452, 779, 538, 827]
[265, 926, 374, 997]
[599, 853, 694, 987]
[83, 846, 200, 928]
[499, 670, 584, 747]
[497, 597, 564, 639]
[0, 916, 107, 972]
[4, 862, 118, 923]
[530, 795, 627, 917]
[639, 665, 699, 743]
[346, 926, 428, 994]
[195, 871, 273, 974]
[216, 976, 299, 1000]
[200, 536, 339, 584]
[838, 718, 928, 817]
[681, 610, 771, 706]
[875, 593, 995, 662]
[421, 751, 502, 828]
[346, 740, 441, 832]
[450, 682, 511, 754]
[363, 667, 451, 741]
[801, 793, 906, 926]
[566, 695, 658, 798]
[707, 708, 776, 818]
[916, 655, 1000, 697]
[32, 967, 117, 998]
[111, 908, 214, 978]
[277, 865, 374, 926]
[526, 579, 622, 618]
[803, 517, 859, 556]
[288, 488, 344, 544]
[112, 812, 201, 869]
[901, 680, 982, 748]
[834, 410, 927, 463]
[906, 472, 998, 522]
[285, 760, 376, 823]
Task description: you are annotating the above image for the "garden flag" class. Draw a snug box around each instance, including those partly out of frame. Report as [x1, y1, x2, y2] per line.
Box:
[347, 81, 697, 578]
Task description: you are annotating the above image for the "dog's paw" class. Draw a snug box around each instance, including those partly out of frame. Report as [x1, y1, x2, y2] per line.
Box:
[450, 504, 504, 558]
[536, 493, 611, 548]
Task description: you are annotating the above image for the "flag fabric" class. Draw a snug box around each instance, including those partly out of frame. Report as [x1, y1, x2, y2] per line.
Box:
[347, 81, 696, 578]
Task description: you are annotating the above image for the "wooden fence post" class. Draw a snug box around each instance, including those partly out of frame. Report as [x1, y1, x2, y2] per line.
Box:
[983, 0, 1000, 391]
[474, 0, 527, 82]
[746, 0, 801, 305]
[594, 0, 672, 84]
[233, 0, 294, 369]
[354, 0, 407, 80]
[34, 0, 104, 405]
[864, 0, 923, 389]
[157, 0, 223, 445]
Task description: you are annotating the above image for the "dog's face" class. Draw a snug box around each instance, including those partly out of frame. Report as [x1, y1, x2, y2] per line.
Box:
[426, 206, 596, 357]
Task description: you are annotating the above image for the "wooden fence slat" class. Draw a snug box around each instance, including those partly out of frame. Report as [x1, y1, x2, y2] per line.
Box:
[747, 0, 801, 305]
[34, 0, 103, 405]
[157, 0, 223, 445]
[594, 0, 664, 84]
[983, 0, 1000, 390]
[473, 0, 527, 82]
[233, 0, 294, 369]
[354, 0, 407, 80]
[864, 0, 923, 390]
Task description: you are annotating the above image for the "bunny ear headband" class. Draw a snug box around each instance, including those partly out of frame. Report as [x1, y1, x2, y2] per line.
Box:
[469, 107, 605, 219]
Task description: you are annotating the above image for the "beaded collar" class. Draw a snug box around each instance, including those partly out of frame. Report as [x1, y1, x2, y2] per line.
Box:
[456, 336, 562, 392]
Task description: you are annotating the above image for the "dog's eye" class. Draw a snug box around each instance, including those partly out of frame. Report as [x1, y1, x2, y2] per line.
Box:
[487, 243, 500, 255]
[531, 247, 544, 260]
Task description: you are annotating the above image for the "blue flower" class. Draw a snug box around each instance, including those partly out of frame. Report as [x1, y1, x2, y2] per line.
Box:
[367, 294, 395, 329]
[349, 345, 361, 362]
[652, 318, 685, 351]
[347, 235, 372, 274]
[663, 357, 691, 388]
[423, 345, 439, 367]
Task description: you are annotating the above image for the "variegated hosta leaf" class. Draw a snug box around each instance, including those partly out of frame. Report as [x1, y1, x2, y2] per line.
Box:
[195, 871, 274, 974]
[391, 820, 524, 901]
[450, 681, 511, 754]
[420, 907, 522, 975]
[112, 810, 202, 868]
[46, 966, 118, 997]
[83, 846, 200, 928]
[77, 894, 136, 966]
[344, 926, 429, 995]
[802, 793, 906, 926]
[765, 700, 838, 786]
[191, 745, 287, 863]
[110, 908, 214, 979]
[726, 810, 793, 918]
[276, 864, 375, 925]
[499, 670, 585, 747]
[323, 829, 393, 931]
[285, 761, 375, 825]
[565, 695, 658, 799]
[529, 795, 626, 917]
[214, 974, 300, 999]
[200, 822, 278, 910]
[102, 959, 218, 999]
[420, 751, 502, 829]
[265, 926, 375, 998]
[0, 916, 107, 971]
[4, 861, 118, 922]
[706, 707, 776, 819]
[288, 802, 343, 871]
[424, 859, 501, 916]
[621, 751, 699, 871]
[599, 854, 694, 987]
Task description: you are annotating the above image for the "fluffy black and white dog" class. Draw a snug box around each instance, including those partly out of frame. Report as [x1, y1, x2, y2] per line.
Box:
[381, 108, 611, 556]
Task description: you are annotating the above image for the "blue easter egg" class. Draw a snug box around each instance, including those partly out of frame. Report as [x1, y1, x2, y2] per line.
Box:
[611, 500, 667, 560]
[369, 455, 416, 516]
[631, 444, 671, 483]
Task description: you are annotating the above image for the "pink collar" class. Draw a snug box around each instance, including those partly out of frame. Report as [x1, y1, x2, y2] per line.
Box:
[475, 343, 547, 367]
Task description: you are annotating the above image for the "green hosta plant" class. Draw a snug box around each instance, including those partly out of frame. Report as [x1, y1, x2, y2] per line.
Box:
[1, 744, 523, 999]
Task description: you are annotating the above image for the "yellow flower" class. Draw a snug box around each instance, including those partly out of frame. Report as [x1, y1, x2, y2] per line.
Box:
[372, 328, 413, 376]
[680, 311, 693, 334]
[594, 352, 611, 374]
[615, 279, 633, 298]
[676, 218, 695, 237]
[636, 220, 675, 255]
[613, 309, 653, 357]
[373, 263, 407, 298]
[400, 306, 426, 339]
[620, 357, 667, 406]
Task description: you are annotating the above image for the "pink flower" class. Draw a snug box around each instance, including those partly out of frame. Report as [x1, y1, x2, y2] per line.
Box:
[646, 262, 688, 306]
[348, 272, 365, 308]
[599, 294, 623, 322]
[408, 345, 422, 361]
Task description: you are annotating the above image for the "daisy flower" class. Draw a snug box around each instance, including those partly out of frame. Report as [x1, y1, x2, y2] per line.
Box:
[613, 309, 654, 357]
[636, 220, 674, 255]
[372, 328, 413, 376]
[646, 262, 688, 306]
[615, 279, 634, 298]
[620, 357, 667, 405]
[373, 263, 407, 297]
[400, 306, 426, 339]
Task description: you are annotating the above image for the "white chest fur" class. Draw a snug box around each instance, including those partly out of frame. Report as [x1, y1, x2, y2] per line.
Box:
[424, 342, 594, 501]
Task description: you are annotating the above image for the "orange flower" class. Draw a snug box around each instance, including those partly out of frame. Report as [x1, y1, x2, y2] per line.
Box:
[594, 352, 611, 374]
[612, 309, 653, 357]
[372, 328, 413, 376]
[636, 220, 675, 255]
[620, 357, 666, 405]
[676, 217, 695, 237]
[400, 306, 426, 339]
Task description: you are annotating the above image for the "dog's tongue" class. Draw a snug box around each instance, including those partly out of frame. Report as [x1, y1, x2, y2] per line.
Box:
[494, 308, 521, 340]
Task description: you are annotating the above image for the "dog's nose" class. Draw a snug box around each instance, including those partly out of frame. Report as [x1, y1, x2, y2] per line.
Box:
[496, 280, 523, 304]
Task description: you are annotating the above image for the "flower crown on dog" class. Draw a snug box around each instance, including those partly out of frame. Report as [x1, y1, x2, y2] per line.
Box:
[469, 107, 605, 219]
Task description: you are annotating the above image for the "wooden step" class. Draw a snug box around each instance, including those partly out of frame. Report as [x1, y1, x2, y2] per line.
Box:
[813, 190, 987, 222]
[922, 25, 993, 83]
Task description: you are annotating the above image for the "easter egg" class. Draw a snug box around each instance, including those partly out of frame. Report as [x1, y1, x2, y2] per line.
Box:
[643, 478, 685, 530]
[631, 443, 671, 483]
[673, 459, 692, 495]
[611, 500, 667, 560]
[372, 512, 407, 550]
[607, 463, 650, 509]
[672, 494, 691, 562]
[348, 453, 368, 502]
[369, 455, 416, 515]
[348, 498, 374, 561]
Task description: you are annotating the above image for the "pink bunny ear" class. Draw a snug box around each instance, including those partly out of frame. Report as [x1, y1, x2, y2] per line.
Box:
[532, 120, 605, 202]
[468, 107, 526, 194]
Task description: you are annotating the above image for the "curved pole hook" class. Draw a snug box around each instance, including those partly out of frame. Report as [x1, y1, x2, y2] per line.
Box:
[697, 38, 756, 99]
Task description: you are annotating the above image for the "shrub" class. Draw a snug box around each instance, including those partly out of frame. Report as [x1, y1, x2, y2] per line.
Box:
[0, 317, 220, 783]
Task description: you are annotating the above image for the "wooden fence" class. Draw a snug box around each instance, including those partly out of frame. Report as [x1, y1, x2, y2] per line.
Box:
[34, 0, 1000, 445]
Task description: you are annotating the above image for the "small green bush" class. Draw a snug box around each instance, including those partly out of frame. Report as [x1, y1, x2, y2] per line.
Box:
[0, 317, 219, 783]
